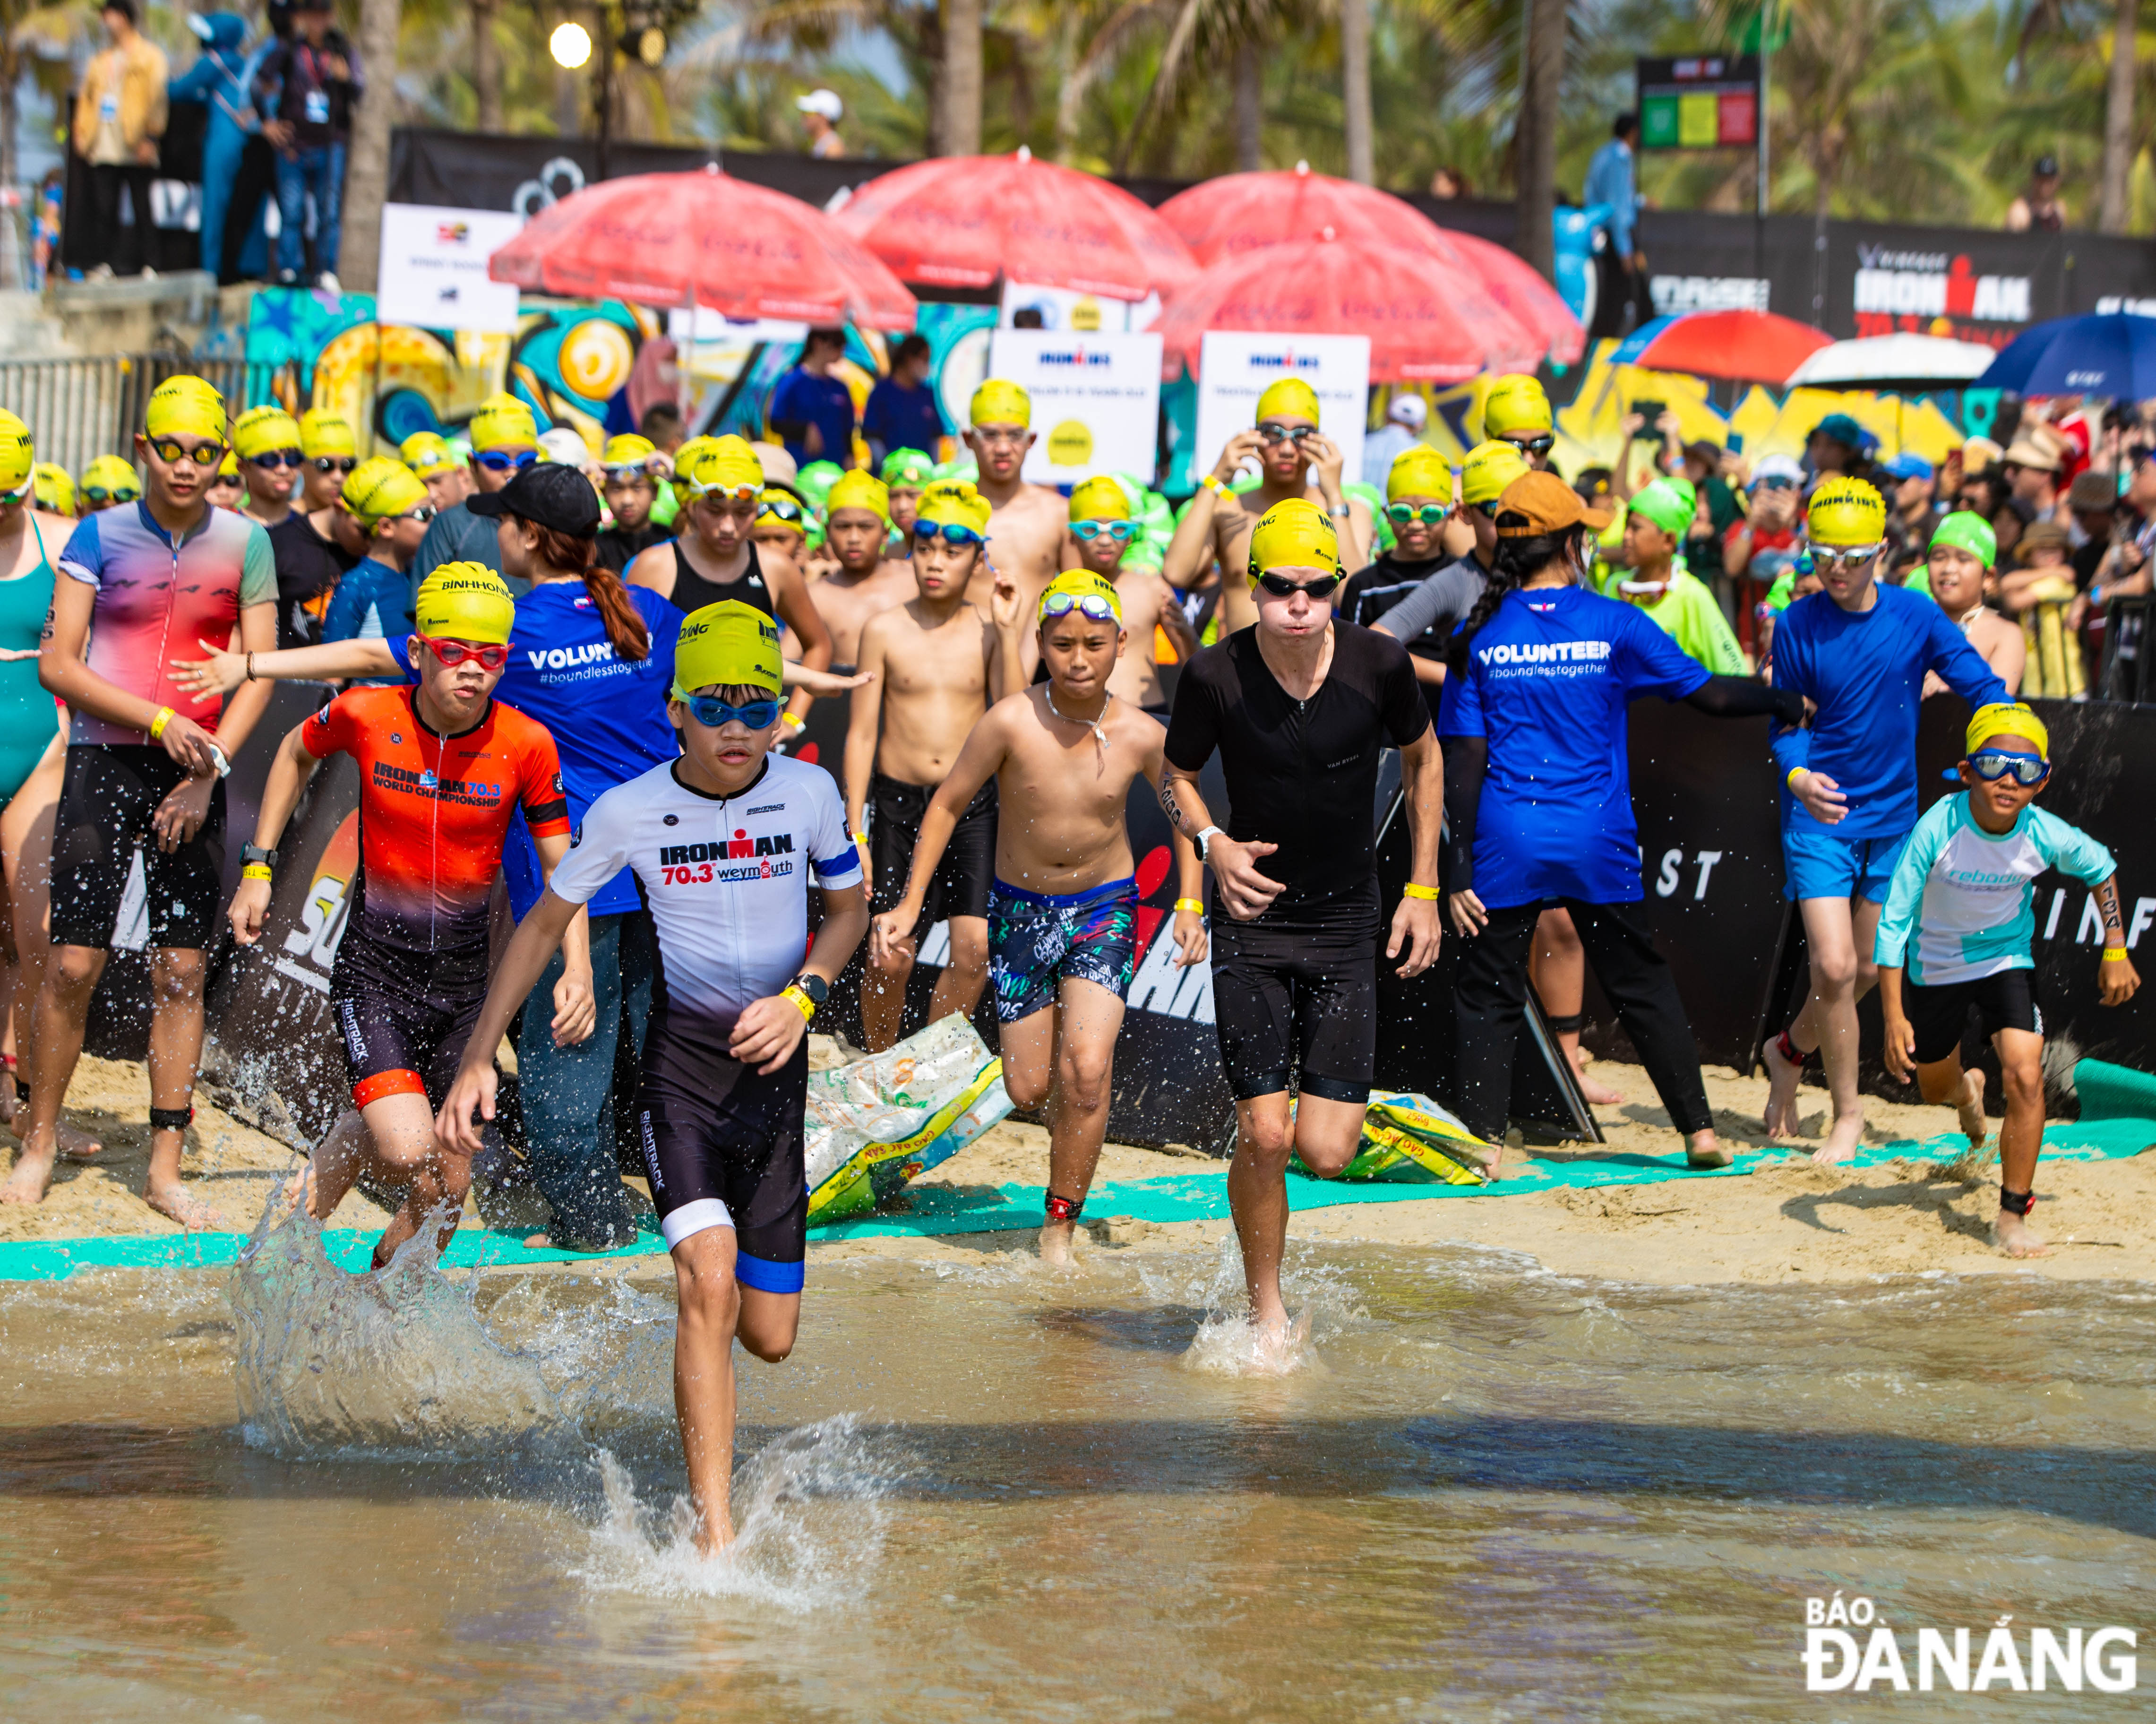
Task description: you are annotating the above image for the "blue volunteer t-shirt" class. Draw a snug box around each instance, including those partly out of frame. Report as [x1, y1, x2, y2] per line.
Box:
[1438, 583, 1709, 909]
[769, 366, 856, 468]
[863, 376, 946, 456]
[390, 583, 685, 919]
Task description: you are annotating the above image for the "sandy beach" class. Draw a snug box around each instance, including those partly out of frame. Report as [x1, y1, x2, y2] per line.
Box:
[5, 1046, 2152, 1285]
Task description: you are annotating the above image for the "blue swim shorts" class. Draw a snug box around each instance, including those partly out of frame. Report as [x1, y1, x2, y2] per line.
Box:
[1781, 827, 1910, 904]
[987, 876, 1139, 1024]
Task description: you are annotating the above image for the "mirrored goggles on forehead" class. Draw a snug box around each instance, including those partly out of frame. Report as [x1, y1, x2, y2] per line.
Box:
[914, 520, 985, 547]
[603, 462, 650, 482]
[1069, 519, 1136, 542]
[687, 479, 759, 502]
[1040, 592, 1119, 623]
[681, 693, 782, 730]
[1385, 503, 1449, 525]
[1968, 748, 2049, 785]
[1254, 570, 1341, 598]
[149, 438, 226, 466]
[475, 448, 536, 473]
[1255, 422, 1317, 445]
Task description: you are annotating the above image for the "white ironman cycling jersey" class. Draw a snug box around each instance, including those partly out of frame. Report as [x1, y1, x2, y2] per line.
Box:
[550, 755, 861, 1045]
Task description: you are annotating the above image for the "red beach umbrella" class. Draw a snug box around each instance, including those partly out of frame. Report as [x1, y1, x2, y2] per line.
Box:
[1434, 229, 1589, 367]
[833, 147, 1199, 301]
[1610, 309, 1833, 386]
[1154, 233, 1499, 383]
[488, 165, 919, 327]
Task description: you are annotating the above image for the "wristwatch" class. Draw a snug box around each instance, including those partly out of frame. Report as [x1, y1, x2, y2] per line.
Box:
[789, 973, 831, 1009]
[240, 843, 278, 869]
[1194, 825, 1224, 863]
[1329, 502, 1352, 519]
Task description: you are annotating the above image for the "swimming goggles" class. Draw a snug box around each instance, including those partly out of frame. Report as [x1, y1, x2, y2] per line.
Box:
[914, 521, 986, 547]
[390, 503, 438, 524]
[1509, 435, 1556, 457]
[474, 448, 536, 473]
[1968, 748, 2050, 786]
[1384, 503, 1449, 525]
[84, 485, 140, 505]
[249, 449, 304, 470]
[685, 479, 759, 502]
[1069, 519, 1136, 542]
[1040, 592, 1120, 623]
[758, 498, 805, 523]
[1254, 570, 1341, 598]
[1801, 543, 1882, 573]
[680, 693, 782, 730]
[149, 438, 227, 466]
[1255, 422, 1317, 446]
[602, 462, 651, 482]
[420, 635, 512, 671]
[310, 455, 359, 475]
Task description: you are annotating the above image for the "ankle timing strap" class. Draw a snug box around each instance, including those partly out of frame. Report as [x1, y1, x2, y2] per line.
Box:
[15, 1076, 27, 1106]
[1999, 1185, 2036, 1216]
[1774, 1028, 1804, 1068]
[1045, 1192, 1085, 1223]
[1545, 1011, 1585, 1036]
[148, 1105, 194, 1132]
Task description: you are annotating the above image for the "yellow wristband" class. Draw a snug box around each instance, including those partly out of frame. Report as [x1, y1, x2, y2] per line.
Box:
[1202, 474, 1232, 499]
[2104, 946, 2129, 961]
[782, 985, 816, 1021]
[1174, 897, 1204, 914]
[1403, 883, 1441, 901]
[149, 706, 175, 741]
[1786, 767, 1807, 789]
[782, 712, 806, 730]
[241, 862, 273, 883]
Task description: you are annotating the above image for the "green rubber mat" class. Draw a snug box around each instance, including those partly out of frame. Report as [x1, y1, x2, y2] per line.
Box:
[4, 1117, 2148, 1279]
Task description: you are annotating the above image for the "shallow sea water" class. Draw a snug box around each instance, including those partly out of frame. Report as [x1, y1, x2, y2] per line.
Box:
[1, 1211, 2152, 1722]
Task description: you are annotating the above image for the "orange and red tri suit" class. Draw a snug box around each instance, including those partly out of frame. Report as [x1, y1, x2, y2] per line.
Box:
[300, 685, 569, 1110]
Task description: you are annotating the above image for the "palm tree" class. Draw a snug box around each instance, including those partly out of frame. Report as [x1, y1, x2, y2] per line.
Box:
[343, 0, 403, 290]
[1515, 0, 1565, 276]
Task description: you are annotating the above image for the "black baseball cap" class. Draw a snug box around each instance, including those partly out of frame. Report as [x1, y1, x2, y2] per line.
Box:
[468, 460, 601, 535]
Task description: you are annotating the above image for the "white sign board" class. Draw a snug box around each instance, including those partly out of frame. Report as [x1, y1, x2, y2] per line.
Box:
[1193, 331, 1371, 492]
[375, 203, 524, 333]
[987, 328, 1163, 486]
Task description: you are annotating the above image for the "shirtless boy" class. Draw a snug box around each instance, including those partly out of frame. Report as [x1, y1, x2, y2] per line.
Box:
[962, 379, 1070, 625]
[809, 468, 917, 668]
[1923, 511, 2025, 694]
[847, 481, 1011, 1050]
[882, 447, 935, 543]
[1066, 476, 1195, 715]
[1163, 377, 1371, 640]
[872, 570, 1204, 1263]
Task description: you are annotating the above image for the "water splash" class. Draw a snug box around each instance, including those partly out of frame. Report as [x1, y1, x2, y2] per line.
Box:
[1173, 1233, 1357, 1377]
[230, 1185, 565, 1459]
[577, 1416, 899, 1604]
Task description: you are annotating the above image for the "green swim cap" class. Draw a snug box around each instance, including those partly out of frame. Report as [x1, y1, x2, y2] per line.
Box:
[795, 461, 843, 513]
[1628, 476, 1697, 541]
[1929, 509, 1997, 569]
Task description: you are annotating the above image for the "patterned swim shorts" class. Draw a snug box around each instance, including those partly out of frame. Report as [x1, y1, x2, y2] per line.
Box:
[987, 876, 1139, 1024]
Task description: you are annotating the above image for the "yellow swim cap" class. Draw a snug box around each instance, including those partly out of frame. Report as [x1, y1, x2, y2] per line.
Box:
[825, 467, 890, 523]
[680, 434, 764, 499]
[1806, 476, 1888, 548]
[1254, 378, 1322, 425]
[917, 479, 992, 536]
[756, 487, 807, 535]
[1039, 569, 1123, 624]
[1966, 702, 2051, 760]
[970, 379, 1031, 429]
[80, 455, 140, 501]
[1386, 446, 1452, 505]
[0, 410, 33, 491]
[1247, 496, 1340, 577]
[674, 600, 783, 698]
[1480, 373, 1552, 439]
[342, 457, 429, 522]
[216, 449, 240, 480]
[298, 408, 356, 460]
[468, 393, 537, 452]
[1460, 440, 1531, 507]
[398, 431, 463, 478]
[413, 562, 516, 646]
[1068, 475, 1131, 521]
[601, 433, 655, 469]
[145, 374, 228, 443]
[33, 461, 74, 514]
[234, 404, 303, 460]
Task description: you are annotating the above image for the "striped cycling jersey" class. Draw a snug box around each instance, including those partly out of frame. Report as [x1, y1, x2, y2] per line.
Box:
[58, 502, 275, 744]
[1874, 793, 2116, 986]
[300, 686, 569, 969]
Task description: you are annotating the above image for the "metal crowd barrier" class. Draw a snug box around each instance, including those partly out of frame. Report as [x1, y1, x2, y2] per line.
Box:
[0, 354, 281, 477]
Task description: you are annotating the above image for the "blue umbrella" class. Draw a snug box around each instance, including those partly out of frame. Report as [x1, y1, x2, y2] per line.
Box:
[1973, 311, 2156, 398]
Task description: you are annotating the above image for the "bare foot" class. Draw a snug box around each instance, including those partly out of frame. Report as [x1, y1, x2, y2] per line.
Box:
[1037, 1219, 1076, 1266]
[1762, 1034, 1803, 1140]
[1809, 1111, 1864, 1167]
[1686, 1130, 1734, 1169]
[1567, 1050, 1623, 1106]
[278, 1161, 316, 1218]
[0, 1138, 56, 1205]
[1247, 1310, 1311, 1376]
[1955, 1068, 1989, 1147]
[144, 1178, 225, 1232]
[55, 1120, 110, 1162]
[693, 1509, 736, 1559]
[1995, 1209, 2048, 1258]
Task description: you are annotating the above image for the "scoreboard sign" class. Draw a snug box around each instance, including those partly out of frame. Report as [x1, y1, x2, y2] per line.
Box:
[1638, 55, 1761, 150]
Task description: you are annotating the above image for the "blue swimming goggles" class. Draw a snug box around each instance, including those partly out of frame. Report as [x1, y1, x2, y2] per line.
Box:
[914, 521, 986, 547]
[1968, 748, 2050, 786]
[679, 693, 782, 730]
[476, 448, 538, 473]
[1070, 519, 1137, 543]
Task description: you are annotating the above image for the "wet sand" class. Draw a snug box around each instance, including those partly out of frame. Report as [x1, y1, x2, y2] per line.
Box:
[8, 1047, 2151, 1286]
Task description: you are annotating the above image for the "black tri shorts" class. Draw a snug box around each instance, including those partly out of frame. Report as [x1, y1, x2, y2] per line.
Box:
[868, 771, 996, 927]
[49, 744, 226, 951]
[636, 1027, 809, 1293]
[1905, 968, 2043, 1066]
[1207, 885, 1379, 1105]
[330, 929, 489, 1112]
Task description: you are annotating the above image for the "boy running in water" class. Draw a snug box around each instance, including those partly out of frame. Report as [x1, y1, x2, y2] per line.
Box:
[872, 571, 1206, 1263]
[1065, 477, 1195, 715]
[231, 564, 591, 1264]
[807, 467, 916, 669]
[1876, 704, 2138, 1256]
[847, 480, 1011, 1051]
[438, 602, 868, 1555]
[1765, 478, 2011, 1163]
